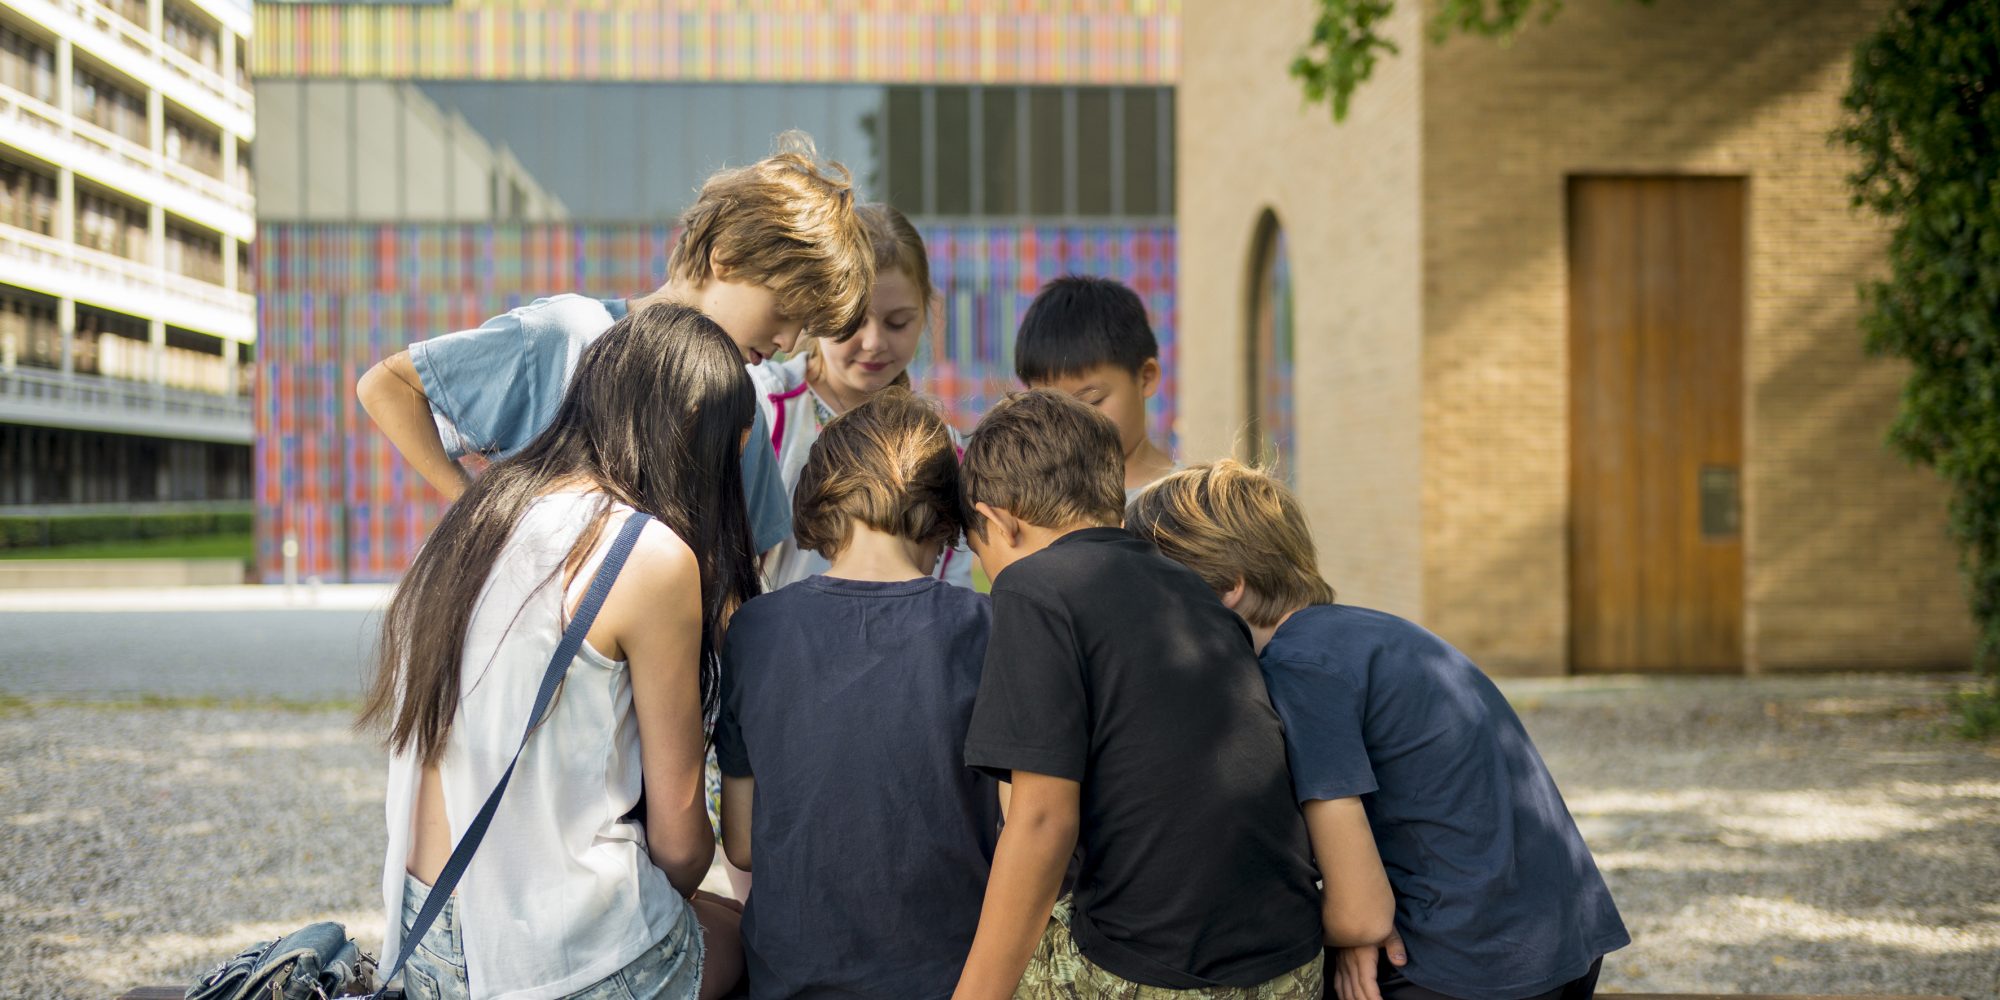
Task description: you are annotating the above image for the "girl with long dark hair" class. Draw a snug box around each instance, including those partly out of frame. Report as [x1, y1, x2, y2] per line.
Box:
[361, 303, 758, 1000]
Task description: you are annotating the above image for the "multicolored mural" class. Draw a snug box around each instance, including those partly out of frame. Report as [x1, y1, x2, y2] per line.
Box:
[254, 222, 1177, 582]
[252, 1, 1180, 84]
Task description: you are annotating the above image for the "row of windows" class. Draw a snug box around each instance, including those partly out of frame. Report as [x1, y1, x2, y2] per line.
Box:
[254, 81, 1174, 223]
[0, 285, 248, 396]
[878, 86, 1171, 219]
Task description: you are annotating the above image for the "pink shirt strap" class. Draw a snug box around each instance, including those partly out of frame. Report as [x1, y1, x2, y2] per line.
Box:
[767, 381, 812, 456]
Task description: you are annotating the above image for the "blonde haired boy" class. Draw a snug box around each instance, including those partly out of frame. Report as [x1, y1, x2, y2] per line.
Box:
[1127, 461, 1629, 1000]
[358, 132, 873, 556]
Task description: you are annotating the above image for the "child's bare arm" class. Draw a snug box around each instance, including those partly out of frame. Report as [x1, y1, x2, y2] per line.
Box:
[357, 350, 472, 500]
[951, 771, 1078, 1000]
[1305, 796, 1395, 946]
[720, 774, 754, 871]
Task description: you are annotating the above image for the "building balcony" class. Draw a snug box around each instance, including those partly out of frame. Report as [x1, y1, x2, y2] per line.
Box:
[0, 220, 253, 340]
[0, 363, 250, 443]
[5, 0, 252, 139]
[0, 82, 254, 239]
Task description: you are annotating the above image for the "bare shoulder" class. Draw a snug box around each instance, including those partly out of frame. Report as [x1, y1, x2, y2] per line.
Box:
[617, 517, 699, 606]
[590, 515, 699, 663]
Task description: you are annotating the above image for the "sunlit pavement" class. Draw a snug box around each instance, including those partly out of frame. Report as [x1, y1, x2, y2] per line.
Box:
[0, 585, 391, 702]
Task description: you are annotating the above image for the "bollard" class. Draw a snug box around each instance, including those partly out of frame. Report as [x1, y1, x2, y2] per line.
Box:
[282, 533, 299, 603]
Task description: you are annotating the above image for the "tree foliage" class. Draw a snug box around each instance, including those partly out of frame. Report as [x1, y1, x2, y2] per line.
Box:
[1292, 1, 1648, 120]
[1839, 0, 2000, 733]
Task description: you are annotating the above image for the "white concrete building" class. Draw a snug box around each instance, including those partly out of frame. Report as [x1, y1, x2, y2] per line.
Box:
[0, 0, 253, 505]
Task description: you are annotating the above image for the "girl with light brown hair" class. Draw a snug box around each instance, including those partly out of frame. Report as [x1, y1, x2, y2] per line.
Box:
[749, 202, 976, 589]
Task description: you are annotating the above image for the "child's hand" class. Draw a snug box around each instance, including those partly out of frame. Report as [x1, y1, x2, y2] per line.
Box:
[1331, 931, 1405, 1000]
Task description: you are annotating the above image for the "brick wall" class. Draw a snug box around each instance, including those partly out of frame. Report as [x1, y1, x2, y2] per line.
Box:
[1180, 0, 1973, 672]
[1420, 0, 1971, 672]
[1177, 0, 1427, 620]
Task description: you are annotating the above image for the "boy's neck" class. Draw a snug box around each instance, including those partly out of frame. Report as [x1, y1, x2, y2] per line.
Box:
[825, 523, 941, 583]
[1246, 604, 1309, 655]
[630, 279, 684, 311]
[1123, 439, 1175, 491]
[1022, 518, 1112, 551]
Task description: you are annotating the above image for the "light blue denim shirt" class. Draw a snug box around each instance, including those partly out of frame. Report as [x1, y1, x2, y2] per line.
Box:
[407, 294, 791, 553]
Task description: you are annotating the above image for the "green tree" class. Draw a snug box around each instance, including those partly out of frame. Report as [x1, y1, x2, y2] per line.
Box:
[1292, 1, 1648, 120]
[1839, 0, 2000, 735]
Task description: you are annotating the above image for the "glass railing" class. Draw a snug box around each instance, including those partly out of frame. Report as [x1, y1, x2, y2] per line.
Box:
[53, 0, 251, 118]
[0, 364, 252, 430]
[0, 81, 254, 219]
[0, 221, 255, 315]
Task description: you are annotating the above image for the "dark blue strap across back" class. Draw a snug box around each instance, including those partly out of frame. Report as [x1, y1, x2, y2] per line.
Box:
[375, 510, 653, 997]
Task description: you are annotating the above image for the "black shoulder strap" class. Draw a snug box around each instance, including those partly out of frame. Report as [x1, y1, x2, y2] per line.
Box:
[376, 510, 653, 995]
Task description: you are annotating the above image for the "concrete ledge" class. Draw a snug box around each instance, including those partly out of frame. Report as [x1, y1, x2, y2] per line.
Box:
[0, 581, 394, 610]
[0, 558, 245, 590]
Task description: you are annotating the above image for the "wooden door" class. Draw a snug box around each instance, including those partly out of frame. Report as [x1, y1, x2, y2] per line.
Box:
[1568, 176, 1744, 673]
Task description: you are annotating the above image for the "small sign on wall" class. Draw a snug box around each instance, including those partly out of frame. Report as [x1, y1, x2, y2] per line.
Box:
[1700, 465, 1741, 539]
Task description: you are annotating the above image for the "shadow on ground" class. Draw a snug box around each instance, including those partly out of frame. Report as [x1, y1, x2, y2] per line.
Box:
[0, 675, 1995, 999]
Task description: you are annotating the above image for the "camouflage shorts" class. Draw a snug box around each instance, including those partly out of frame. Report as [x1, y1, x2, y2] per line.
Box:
[1013, 898, 1323, 1000]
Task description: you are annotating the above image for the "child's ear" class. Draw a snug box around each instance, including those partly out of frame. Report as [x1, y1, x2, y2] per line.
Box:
[1136, 358, 1162, 400]
[1220, 578, 1248, 612]
[974, 502, 1018, 546]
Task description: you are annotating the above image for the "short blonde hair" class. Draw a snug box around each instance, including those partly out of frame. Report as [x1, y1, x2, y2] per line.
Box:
[960, 389, 1124, 536]
[1124, 460, 1335, 627]
[792, 388, 962, 559]
[668, 131, 874, 343]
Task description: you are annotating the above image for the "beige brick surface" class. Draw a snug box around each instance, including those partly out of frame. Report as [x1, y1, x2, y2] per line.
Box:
[1177, 0, 1426, 620]
[1179, 0, 1973, 673]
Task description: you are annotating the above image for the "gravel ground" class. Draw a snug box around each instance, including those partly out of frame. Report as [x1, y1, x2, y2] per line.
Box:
[1, 675, 1995, 1000]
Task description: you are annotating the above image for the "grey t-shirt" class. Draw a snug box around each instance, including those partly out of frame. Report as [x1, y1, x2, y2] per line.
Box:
[1260, 604, 1630, 1000]
[715, 575, 999, 1000]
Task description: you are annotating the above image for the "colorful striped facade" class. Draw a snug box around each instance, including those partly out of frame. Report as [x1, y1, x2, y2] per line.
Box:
[255, 222, 1177, 582]
[253, 1, 1179, 83]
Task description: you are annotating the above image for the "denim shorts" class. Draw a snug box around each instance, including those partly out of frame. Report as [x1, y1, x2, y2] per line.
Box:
[398, 874, 703, 1000]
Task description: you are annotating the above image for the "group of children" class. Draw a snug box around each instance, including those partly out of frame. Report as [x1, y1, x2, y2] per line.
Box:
[359, 133, 1627, 1000]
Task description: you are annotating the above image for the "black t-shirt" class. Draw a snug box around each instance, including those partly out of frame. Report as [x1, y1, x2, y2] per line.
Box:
[962, 527, 1322, 990]
[716, 575, 1000, 1000]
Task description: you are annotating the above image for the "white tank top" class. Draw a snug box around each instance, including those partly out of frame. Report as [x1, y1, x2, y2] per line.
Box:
[380, 493, 690, 1000]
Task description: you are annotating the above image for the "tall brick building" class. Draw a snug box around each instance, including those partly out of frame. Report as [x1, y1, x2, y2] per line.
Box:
[1175, 0, 1972, 674]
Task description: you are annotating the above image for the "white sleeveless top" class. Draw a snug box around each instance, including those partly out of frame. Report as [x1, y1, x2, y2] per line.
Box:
[380, 493, 689, 1000]
[749, 355, 976, 590]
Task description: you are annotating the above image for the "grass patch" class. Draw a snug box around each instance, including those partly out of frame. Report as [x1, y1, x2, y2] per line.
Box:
[0, 691, 356, 714]
[1951, 681, 2000, 740]
[0, 532, 254, 562]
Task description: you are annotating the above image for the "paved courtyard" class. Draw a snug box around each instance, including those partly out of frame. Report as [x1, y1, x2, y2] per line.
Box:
[0, 602, 1995, 999]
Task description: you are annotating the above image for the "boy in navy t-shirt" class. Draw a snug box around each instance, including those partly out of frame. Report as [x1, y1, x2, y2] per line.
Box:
[714, 389, 998, 1000]
[1127, 460, 1630, 1000]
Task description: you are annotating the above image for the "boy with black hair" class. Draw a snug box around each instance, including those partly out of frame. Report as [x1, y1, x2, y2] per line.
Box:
[950, 390, 1386, 1000]
[1014, 276, 1177, 499]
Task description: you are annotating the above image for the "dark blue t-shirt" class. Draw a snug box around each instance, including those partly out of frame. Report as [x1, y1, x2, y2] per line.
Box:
[1260, 605, 1629, 1000]
[714, 575, 999, 1000]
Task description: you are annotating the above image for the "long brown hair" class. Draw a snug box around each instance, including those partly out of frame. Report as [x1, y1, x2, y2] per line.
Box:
[360, 303, 760, 763]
